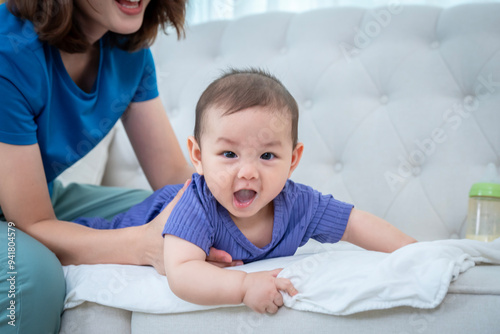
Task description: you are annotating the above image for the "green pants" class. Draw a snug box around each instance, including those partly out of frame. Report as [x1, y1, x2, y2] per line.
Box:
[0, 181, 152, 334]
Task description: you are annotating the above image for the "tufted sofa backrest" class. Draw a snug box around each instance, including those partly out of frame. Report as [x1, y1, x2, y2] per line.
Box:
[102, 4, 500, 241]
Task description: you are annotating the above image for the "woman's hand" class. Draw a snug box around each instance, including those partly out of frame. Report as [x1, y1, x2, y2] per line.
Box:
[206, 247, 244, 268]
[142, 179, 242, 275]
[141, 180, 190, 275]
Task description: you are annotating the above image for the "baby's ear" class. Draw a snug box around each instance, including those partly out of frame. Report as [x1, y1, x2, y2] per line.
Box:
[288, 143, 304, 177]
[187, 136, 204, 175]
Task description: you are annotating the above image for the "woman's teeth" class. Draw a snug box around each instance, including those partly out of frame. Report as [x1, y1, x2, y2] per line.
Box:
[119, 0, 140, 9]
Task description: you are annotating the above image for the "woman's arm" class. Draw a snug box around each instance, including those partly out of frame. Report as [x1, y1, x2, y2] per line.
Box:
[164, 234, 297, 313]
[0, 146, 226, 274]
[121, 97, 194, 190]
[341, 208, 417, 252]
[0, 142, 149, 267]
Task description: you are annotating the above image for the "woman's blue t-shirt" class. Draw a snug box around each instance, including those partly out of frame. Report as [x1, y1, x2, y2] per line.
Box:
[0, 4, 159, 189]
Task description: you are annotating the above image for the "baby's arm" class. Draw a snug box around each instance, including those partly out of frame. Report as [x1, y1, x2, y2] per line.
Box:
[341, 208, 417, 252]
[164, 234, 297, 313]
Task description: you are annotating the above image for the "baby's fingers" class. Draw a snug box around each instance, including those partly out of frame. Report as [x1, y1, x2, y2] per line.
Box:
[275, 277, 298, 297]
[265, 302, 279, 314]
[273, 291, 284, 307]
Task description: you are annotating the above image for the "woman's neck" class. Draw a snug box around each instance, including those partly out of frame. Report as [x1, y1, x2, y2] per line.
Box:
[73, 7, 108, 46]
[59, 44, 100, 93]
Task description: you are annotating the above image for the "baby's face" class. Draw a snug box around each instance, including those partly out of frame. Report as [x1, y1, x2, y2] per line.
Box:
[196, 106, 301, 221]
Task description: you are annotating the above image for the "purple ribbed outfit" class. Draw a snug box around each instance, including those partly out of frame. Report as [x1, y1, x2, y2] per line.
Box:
[74, 173, 353, 263]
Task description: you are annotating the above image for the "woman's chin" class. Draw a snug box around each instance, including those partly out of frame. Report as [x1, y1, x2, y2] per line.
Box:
[108, 17, 145, 35]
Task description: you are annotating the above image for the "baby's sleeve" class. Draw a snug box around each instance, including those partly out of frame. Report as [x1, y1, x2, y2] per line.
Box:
[308, 191, 354, 244]
[162, 182, 214, 256]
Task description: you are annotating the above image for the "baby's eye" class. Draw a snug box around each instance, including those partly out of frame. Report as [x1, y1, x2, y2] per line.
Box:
[223, 151, 237, 158]
[260, 152, 275, 160]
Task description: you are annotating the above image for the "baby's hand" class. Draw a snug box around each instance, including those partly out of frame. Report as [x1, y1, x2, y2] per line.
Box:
[242, 269, 297, 314]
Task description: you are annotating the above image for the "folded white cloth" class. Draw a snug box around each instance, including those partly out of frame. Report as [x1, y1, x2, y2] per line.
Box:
[63, 238, 500, 315]
[280, 238, 500, 315]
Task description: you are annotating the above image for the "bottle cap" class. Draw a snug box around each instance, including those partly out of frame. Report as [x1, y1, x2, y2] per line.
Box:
[469, 183, 500, 198]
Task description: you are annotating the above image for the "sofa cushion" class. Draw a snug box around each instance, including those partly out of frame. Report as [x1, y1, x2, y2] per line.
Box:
[449, 264, 500, 295]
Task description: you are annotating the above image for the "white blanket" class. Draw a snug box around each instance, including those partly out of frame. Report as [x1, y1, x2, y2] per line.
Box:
[63, 238, 500, 315]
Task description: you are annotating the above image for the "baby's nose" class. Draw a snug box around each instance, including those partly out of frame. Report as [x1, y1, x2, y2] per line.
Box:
[237, 162, 258, 180]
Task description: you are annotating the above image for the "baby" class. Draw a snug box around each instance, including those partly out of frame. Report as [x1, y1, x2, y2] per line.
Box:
[74, 68, 416, 314]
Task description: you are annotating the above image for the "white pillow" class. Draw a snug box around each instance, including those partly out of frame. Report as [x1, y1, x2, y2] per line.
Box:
[63, 239, 500, 315]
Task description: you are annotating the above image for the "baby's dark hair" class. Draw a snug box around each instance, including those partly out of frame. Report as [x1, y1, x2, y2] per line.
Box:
[194, 68, 299, 147]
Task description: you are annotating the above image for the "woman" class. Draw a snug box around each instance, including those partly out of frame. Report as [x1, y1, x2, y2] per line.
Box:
[0, 1, 234, 332]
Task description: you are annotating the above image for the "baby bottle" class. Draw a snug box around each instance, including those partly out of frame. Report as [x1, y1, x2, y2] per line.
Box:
[466, 163, 500, 242]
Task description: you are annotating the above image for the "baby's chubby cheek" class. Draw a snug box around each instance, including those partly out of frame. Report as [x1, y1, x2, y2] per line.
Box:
[205, 173, 230, 199]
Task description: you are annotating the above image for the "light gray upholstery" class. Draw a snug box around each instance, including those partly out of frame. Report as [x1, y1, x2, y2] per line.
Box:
[60, 303, 131, 334]
[103, 4, 500, 242]
[130, 294, 500, 334]
[61, 291, 500, 334]
[61, 3, 500, 333]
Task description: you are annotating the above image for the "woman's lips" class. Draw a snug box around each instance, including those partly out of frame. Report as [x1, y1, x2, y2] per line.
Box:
[115, 0, 142, 15]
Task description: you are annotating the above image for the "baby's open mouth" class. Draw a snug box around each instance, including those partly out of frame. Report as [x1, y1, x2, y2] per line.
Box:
[233, 189, 257, 208]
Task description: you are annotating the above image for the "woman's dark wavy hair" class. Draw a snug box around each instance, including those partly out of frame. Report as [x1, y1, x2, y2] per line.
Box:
[6, 0, 186, 53]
